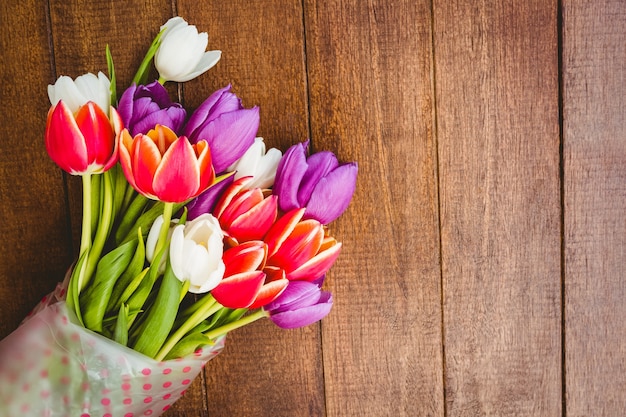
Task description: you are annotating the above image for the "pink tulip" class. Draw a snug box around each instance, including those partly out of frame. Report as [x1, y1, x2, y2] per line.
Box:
[213, 177, 278, 244]
[211, 241, 288, 309]
[44, 101, 122, 175]
[119, 124, 214, 203]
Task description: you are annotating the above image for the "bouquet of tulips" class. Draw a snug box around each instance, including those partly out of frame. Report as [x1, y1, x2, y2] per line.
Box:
[0, 16, 357, 417]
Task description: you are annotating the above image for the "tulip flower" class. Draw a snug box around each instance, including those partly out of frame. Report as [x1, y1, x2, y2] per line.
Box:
[48, 71, 111, 114]
[117, 81, 186, 136]
[155, 17, 221, 83]
[211, 241, 288, 309]
[264, 209, 342, 281]
[227, 137, 283, 189]
[264, 280, 333, 329]
[184, 85, 260, 173]
[213, 177, 278, 243]
[119, 124, 214, 203]
[186, 174, 234, 220]
[273, 141, 358, 225]
[169, 214, 225, 293]
[45, 101, 122, 175]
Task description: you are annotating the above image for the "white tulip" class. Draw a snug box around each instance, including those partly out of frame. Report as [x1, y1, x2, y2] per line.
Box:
[169, 213, 225, 294]
[155, 17, 221, 83]
[228, 137, 283, 189]
[47, 71, 110, 113]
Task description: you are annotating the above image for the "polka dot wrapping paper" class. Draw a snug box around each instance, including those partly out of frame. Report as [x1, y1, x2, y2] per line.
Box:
[0, 300, 225, 417]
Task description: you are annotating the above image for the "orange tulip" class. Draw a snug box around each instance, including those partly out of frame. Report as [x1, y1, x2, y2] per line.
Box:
[265, 208, 342, 281]
[119, 124, 214, 202]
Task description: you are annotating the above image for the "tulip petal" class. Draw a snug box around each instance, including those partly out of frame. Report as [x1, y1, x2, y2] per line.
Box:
[273, 141, 308, 212]
[194, 140, 215, 194]
[268, 219, 324, 273]
[264, 280, 321, 312]
[269, 296, 333, 329]
[211, 271, 266, 308]
[186, 174, 235, 220]
[296, 151, 338, 206]
[228, 194, 278, 242]
[212, 177, 250, 219]
[204, 107, 260, 173]
[305, 162, 358, 224]
[184, 85, 232, 138]
[74, 102, 115, 169]
[223, 241, 267, 276]
[248, 278, 289, 309]
[153, 137, 201, 202]
[177, 50, 221, 83]
[44, 102, 89, 174]
[287, 242, 342, 281]
[264, 208, 305, 258]
[131, 135, 161, 198]
[219, 188, 264, 227]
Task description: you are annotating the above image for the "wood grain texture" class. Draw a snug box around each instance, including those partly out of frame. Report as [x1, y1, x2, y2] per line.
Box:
[563, 1, 626, 415]
[305, 0, 445, 415]
[0, 0, 72, 337]
[433, 1, 562, 415]
[2, 0, 626, 415]
[175, 2, 324, 416]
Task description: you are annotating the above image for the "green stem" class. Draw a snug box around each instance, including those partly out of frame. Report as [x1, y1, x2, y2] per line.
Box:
[158, 76, 167, 85]
[155, 294, 220, 361]
[83, 171, 114, 289]
[80, 174, 92, 257]
[203, 309, 268, 340]
[154, 202, 173, 259]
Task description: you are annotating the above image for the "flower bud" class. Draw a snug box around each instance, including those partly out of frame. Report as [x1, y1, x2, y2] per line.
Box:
[155, 17, 221, 83]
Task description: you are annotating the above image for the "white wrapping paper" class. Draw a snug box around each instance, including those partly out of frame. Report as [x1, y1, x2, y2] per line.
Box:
[0, 295, 224, 417]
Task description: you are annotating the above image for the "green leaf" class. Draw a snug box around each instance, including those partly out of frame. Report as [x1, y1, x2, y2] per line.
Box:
[125, 243, 165, 315]
[115, 193, 150, 244]
[207, 307, 247, 331]
[110, 164, 129, 222]
[119, 200, 185, 245]
[80, 239, 138, 333]
[164, 332, 216, 361]
[132, 263, 183, 358]
[112, 304, 129, 346]
[107, 228, 146, 314]
[106, 44, 117, 105]
[66, 251, 89, 326]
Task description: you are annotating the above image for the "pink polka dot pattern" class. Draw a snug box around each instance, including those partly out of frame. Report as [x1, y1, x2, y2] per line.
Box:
[0, 301, 225, 417]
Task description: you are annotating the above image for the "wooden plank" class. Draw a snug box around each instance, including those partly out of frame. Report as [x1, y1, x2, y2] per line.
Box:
[432, 1, 562, 415]
[175, 2, 325, 416]
[0, 0, 73, 336]
[305, 1, 445, 415]
[563, 1, 626, 415]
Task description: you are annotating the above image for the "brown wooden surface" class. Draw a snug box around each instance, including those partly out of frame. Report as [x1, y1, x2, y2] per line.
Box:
[562, 0, 626, 415]
[0, 1, 624, 416]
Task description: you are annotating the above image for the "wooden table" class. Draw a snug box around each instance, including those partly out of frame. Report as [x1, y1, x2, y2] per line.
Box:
[1, 1, 624, 416]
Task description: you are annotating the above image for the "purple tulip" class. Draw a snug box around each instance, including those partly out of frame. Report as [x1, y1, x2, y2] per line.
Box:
[184, 85, 259, 173]
[117, 81, 186, 136]
[264, 280, 333, 329]
[273, 141, 358, 225]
